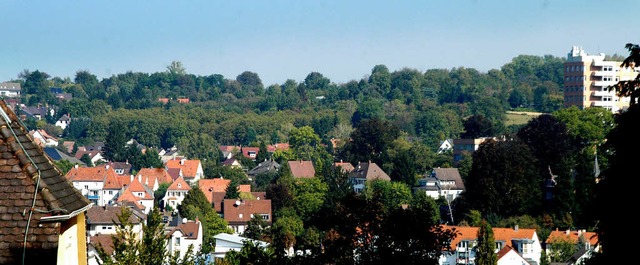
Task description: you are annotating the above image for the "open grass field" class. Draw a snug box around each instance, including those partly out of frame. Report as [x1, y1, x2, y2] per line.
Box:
[505, 111, 544, 126]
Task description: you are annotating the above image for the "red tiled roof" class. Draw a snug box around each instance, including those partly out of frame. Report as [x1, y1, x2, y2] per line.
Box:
[167, 168, 182, 181]
[198, 178, 230, 203]
[442, 225, 537, 250]
[136, 168, 173, 188]
[65, 164, 119, 182]
[546, 229, 598, 247]
[223, 199, 272, 224]
[116, 190, 145, 210]
[349, 162, 390, 181]
[212, 192, 225, 212]
[241, 147, 260, 159]
[90, 235, 114, 255]
[288, 160, 315, 178]
[166, 158, 201, 179]
[168, 220, 200, 239]
[267, 143, 290, 152]
[103, 171, 122, 190]
[239, 184, 251, 193]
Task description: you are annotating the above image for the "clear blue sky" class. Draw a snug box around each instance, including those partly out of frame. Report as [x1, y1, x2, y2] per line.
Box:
[1, 0, 637, 86]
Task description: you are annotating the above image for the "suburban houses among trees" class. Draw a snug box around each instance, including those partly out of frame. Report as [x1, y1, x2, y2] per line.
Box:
[1, 43, 637, 264]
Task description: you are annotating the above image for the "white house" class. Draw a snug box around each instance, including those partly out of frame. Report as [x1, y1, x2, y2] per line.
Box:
[439, 225, 542, 265]
[497, 245, 531, 265]
[437, 139, 454, 154]
[165, 158, 204, 185]
[65, 164, 122, 206]
[116, 178, 155, 214]
[212, 233, 269, 260]
[348, 162, 390, 193]
[163, 176, 191, 211]
[166, 219, 203, 261]
[55, 113, 71, 130]
[414, 168, 466, 202]
[85, 205, 145, 237]
[0, 82, 21, 97]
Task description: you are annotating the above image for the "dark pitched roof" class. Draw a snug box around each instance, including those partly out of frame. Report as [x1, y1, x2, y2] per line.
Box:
[0, 99, 91, 263]
[431, 168, 465, 191]
[43, 147, 85, 166]
[247, 159, 280, 177]
[86, 205, 145, 225]
[349, 162, 390, 181]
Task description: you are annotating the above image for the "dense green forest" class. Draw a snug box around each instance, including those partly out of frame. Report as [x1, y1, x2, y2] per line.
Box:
[8, 50, 630, 264]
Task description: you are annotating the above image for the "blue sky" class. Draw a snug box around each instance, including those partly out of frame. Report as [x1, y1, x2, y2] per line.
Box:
[1, 0, 637, 86]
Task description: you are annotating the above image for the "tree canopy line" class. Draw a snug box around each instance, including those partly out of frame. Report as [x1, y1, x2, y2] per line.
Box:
[8, 46, 636, 264]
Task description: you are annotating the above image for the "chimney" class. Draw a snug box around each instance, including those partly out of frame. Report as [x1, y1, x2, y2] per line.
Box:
[105, 164, 110, 169]
[130, 174, 134, 182]
[75, 164, 79, 169]
[514, 225, 519, 231]
[566, 229, 570, 235]
[138, 174, 142, 183]
[180, 158, 185, 165]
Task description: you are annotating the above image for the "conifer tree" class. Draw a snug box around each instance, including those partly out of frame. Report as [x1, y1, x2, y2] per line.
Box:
[475, 219, 497, 265]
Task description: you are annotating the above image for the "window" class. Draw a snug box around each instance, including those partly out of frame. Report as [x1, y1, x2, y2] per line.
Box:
[603, 96, 612, 102]
[109, 191, 113, 195]
[175, 237, 180, 246]
[84, 185, 89, 190]
[603, 76, 613, 81]
[260, 214, 269, 220]
[603, 66, 613, 71]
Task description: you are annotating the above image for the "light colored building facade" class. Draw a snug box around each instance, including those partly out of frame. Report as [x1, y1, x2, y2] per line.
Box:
[564, 46, 639, 113]
[166, 220, 203, 260]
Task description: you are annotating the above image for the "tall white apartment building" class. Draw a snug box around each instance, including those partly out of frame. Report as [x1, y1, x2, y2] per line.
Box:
[564, 46, 638, 113]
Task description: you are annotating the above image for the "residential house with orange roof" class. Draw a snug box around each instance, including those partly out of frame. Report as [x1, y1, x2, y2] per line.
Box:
[163, 176, 191, 211]
[440, 225, 542, 265]
[288, 160, 315, 178]
[348, 162, 390, 193]
[267, 143, 290, 153]
[241, 146, 260, 161]
[135, 167, 174, 191]
[198, 178, 231, 205]
[223, 199, 272, 235]
[65, 164, 122, 206]
[167, 219, 202, 259]
[219, 145, 239, 160]
[545, 229, 599, 264]
[0, 99, 92, 265]
[165, 158, 203, 185]
[117, 178, 155, 214]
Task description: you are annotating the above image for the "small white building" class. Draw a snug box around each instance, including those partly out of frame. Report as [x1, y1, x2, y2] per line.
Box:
[212, 233, 269, 260]
[167, 219, 203, 260]
[163, 176, 191, 211]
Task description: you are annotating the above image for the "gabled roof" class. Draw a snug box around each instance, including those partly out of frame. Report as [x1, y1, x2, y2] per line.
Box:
[497, 245, 531, 265]
[288, 160, 315, 178]
[168, 220, 201, 239]
[167, 176, 191, 191]
[267, 143, 289, 152]
[0, 82, 21, 91]
[198, 178, 230, 203]
[214, 233, 269, 248]
[431, 167, 465, 191]
[349, 162, 390, 181]
[165, 158, 201, 179]
[86, 205, 145, 225]
[116, 189, 145, 210]
[239, 184, 251, 193]
[0, 100, 91, 263]
[167, 168, 182, 181]
[241, 147, 260, 159]
[546, 229, 598, 247]
[65, 164, 118, 182]
[223, 199, 272, 224]
[124, 179, 154, 199]
[247, 159, 281, 176]
[136, 168, 173, 188]
[212, 192, 225, 212]
[89, 235, 114, 255]
[442, 225, 538, 250]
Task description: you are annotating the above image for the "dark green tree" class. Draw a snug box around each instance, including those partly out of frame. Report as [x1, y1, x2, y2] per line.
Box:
[140, 207, 167, 265]
[475, 219, 497, 265]
[103, 120, 128, 162]
[225, 179, 240, 199]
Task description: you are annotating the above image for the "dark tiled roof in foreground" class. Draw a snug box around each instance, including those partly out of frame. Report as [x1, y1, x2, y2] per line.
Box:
[0, 99, 91, 264]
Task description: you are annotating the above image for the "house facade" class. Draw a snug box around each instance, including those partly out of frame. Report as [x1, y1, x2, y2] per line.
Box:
[166, 220, 203, 260]
[65, 164, 122, 206]
[85, 205, 145, 237]
[212, 233, 269, 260]
[415, 167, 466, 202]
[223, 199, 272, 235]
[348, 162, 391, 193]
[439, 225, 542, 265]
[163, 176, 191, 211]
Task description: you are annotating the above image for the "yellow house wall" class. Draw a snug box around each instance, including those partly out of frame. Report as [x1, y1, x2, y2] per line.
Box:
[57, 213, 88, 265]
